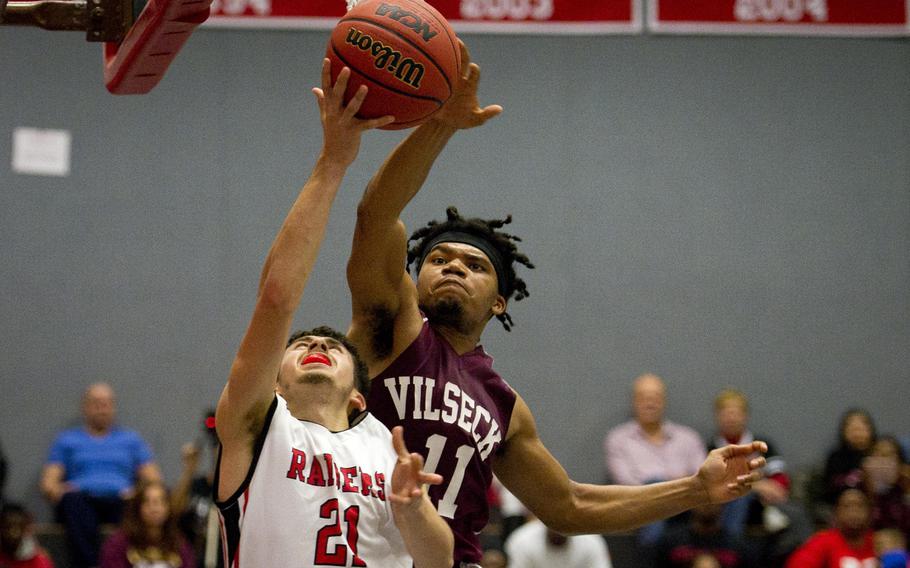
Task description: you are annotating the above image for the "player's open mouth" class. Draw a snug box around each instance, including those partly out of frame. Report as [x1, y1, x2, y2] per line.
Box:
[301, 353, 331, 366]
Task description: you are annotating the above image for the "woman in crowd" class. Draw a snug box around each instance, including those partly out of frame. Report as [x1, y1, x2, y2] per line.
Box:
[823, 409, 877, 502]
[100, 480, 194, 568]
[864, 435, 910, 539]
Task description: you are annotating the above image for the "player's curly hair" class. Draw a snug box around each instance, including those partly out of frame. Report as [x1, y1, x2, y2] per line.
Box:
[407, 206, 534, 331]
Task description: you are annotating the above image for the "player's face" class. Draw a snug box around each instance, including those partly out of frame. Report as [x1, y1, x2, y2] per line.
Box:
[416, 243, 505, 331]
[278, 335, 357, 397]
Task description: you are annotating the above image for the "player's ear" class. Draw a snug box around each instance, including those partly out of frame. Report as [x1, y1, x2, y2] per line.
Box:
[491, 295, 507, 316]
[348, 391, 366, 414]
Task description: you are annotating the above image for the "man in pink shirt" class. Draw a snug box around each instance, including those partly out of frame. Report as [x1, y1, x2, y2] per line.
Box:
[604, 373, 706, 486]
[604, 373, 707, 546]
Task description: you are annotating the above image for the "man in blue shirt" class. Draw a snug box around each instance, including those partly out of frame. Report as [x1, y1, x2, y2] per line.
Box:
[40, 382, 160, 568]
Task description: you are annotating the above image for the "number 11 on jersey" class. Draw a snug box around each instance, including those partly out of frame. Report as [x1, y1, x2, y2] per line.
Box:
[424, 434, 475, 518]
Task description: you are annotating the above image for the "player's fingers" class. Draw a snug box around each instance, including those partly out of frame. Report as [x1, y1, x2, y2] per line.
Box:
[389, 493, 412, 505]
[726, 471, 760, 490]
[465, 62, 480, 88]
[718, 443, 759, 459]
[320, 58, 332, 92]
[749, 456, 767, 470]
[480, 104, 503, 119]
[343, 84, 368, 118]
[741, 471, 763, 484]
[466, 105, 502, 127]
[420, 472, 444, 486]
[458, 39, 471, 76]
[408, 451, 426, 469]
[333, 67, 351, 100]
[362, 115, 396, 130]
[392, 426, 409, 459]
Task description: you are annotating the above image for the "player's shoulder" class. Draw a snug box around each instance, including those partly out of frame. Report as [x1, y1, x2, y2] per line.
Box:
[348, 412, 393, 440]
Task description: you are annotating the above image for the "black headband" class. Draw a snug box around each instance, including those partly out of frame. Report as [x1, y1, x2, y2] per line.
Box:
[415, 230, 508, 297]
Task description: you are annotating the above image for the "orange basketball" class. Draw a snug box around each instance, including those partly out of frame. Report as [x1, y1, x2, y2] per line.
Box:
[326, 0, 460, 130]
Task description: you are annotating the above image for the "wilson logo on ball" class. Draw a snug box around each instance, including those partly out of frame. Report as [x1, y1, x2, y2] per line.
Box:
[344, 27, 425, 89]
[373, 3, 438, 42]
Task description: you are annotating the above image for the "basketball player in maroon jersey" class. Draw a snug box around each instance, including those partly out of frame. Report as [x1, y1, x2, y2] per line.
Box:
[214, 61, 453, 568]
[346, 42, 768, 567]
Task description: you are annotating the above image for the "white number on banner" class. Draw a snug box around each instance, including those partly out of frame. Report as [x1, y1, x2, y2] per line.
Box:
[212, 0, 270, 16]
[460, 0, 554, 21]
[734, 0, 828, 22]
[424, 434, 475, 518]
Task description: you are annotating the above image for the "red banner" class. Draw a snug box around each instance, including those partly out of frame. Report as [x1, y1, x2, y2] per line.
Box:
[205, 0, 641, 34]
[649, 0, 909, 35]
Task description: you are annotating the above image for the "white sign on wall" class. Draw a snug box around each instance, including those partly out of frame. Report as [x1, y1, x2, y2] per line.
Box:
[12, 127, 72, 177]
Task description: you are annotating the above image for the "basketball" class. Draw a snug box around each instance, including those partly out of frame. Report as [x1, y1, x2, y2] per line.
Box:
[326, 0, 460, 130]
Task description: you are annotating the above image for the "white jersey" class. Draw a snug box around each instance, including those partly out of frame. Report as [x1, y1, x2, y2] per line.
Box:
[216, 395, 410, 568]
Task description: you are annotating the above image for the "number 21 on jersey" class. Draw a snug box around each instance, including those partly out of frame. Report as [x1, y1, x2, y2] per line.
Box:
[314, 498, 366, 567]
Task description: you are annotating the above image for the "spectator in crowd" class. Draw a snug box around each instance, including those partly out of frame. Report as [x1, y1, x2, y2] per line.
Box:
[863, 435, 910, 539]
[39, 383, 161, 568]
[875, 528, 909, 568]
[785, 488, 876, 568]
[172, 410, 220, 568]
[0, 503, 55, 568]
[823, 408, 876, 503]
[654, 503, 752, 568]
[692, 554, 722, 568]
[604, 373, 706, 545]
[99, 480, 194, 568]
[505, 517, 612, 568]
[708, 389, 813, 566]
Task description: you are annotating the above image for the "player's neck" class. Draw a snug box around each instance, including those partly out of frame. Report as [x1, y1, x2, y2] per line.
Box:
[435, 323, 482, 355]
[285, 395, 350, 432]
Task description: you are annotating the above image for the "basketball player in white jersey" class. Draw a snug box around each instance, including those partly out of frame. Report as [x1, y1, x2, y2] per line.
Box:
[213, 60, 454, 568]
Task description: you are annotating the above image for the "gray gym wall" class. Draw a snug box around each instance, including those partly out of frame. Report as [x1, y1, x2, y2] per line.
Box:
[1, 23, 908, 521]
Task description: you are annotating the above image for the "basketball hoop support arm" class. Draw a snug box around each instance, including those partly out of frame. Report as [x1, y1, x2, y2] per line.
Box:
[0, 0, 130, 41]
[2, 0, 211, 94]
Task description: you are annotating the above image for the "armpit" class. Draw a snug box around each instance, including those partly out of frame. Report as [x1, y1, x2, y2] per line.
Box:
[365, 305, 396, 360]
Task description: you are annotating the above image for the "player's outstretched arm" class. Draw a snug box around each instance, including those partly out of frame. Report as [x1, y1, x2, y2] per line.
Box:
[388, 426, 454, 568]
[347, 40, 501, 371]
[215, 61, 392, 500]
[493, 396, 767, 535]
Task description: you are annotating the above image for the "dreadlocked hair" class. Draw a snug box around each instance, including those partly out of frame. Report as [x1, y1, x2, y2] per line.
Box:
[407, 206, 534, 331]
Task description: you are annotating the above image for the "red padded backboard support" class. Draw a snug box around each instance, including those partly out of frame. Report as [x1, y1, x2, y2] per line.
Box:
[103, 0, 210, 94]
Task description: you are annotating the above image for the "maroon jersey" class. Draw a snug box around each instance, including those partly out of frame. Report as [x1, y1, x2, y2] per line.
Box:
[368, 319, 517, 564]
